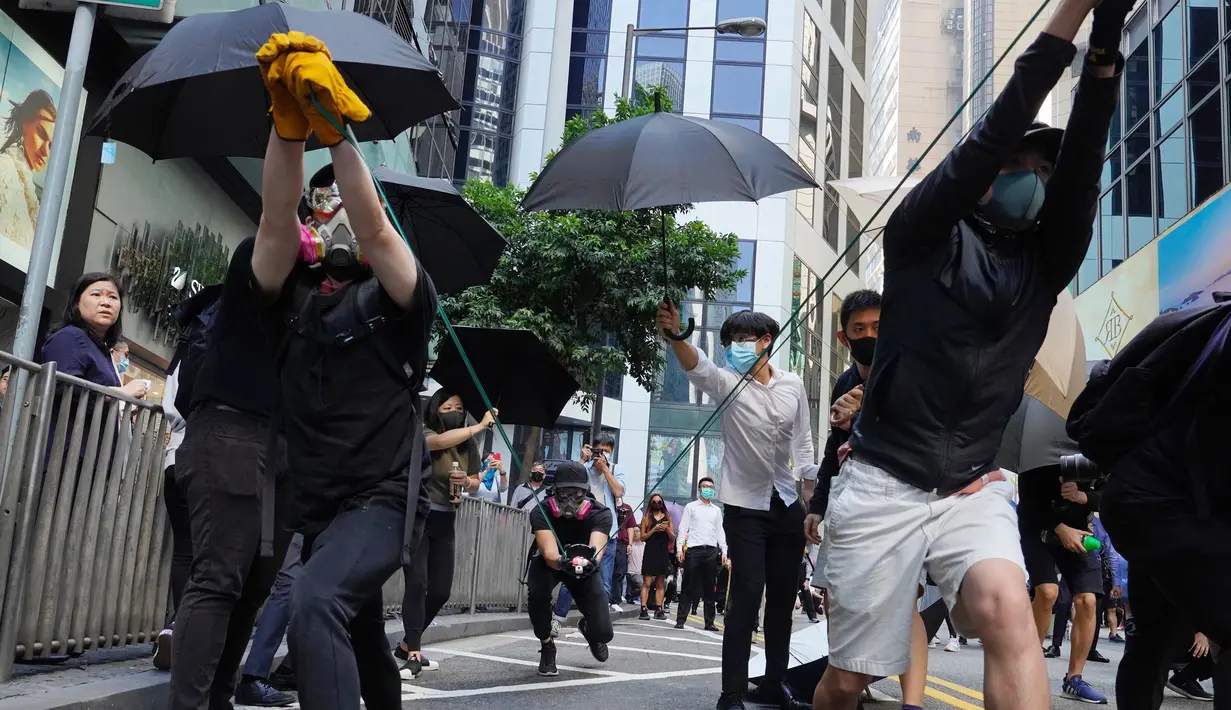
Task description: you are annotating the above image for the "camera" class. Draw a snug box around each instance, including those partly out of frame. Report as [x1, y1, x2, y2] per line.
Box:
[1059, 454, 1104, 485]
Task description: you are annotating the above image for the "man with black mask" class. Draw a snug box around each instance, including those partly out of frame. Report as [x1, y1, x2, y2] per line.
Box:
[527, 461, 614, 677]
[511, 461, 549, 511]
[239, 34, 436, 710]
[810, 0, 1127, 705]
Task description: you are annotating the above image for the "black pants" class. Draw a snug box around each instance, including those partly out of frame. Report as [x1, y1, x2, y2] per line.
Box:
[527, 554, 613, 643]
[163, 465, 194, 625]
[169, 409, 292, 710]
[289, 493, 407, 710]
[716, 565, 729, 613]
[677, 546, 721, 626]
[722, 494, 806, 694]
[611, 543, 629, 606]
[1102, 476, 1231, 710]
[796, 562, 817, 622]
[402, 509, 456, 650]
[242, 534, 304, 680]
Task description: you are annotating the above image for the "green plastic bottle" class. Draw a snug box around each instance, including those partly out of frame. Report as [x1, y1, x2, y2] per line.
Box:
[1082, 535, 1102, 552]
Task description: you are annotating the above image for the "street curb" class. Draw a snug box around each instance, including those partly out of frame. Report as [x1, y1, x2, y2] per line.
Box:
[0, 610, 638, 710]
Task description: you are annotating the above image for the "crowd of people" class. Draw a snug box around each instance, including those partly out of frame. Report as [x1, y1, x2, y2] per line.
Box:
[15, 6, 1229, 709]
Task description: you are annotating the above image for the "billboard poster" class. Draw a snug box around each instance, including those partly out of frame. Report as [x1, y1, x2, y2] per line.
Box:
[1073, 241, 1159, 360]
[1157, 186, 1231, 314]
[0, 11, 86, 283]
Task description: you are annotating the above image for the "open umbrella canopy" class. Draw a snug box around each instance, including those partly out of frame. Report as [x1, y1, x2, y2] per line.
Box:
[995, 394, 1082, 475]
[826, 175, 922, 233]
[371, 167, 506, 296]
[521, 110, 818, 213]
[429, 327, 579, 428]
[89, 4, 458, 159]
[1025, 289, 1087, 419]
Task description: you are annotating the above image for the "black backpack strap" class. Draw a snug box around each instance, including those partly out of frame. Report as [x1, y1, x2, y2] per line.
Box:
[403, 407, 426, 566]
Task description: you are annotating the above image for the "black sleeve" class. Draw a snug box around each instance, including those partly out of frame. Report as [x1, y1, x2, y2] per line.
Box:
[1035, 56, 1124, 293]
[530, 507, 549, 533]
[1084, 488, 1101, 513]
[379, 262, 439, 360]
[587, 508, 614, 538]
[884, 33, 1076, 270]
[808, 371, 857, 518]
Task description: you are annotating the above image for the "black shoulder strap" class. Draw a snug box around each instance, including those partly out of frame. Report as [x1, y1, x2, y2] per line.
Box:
[403, 405, 426, 566]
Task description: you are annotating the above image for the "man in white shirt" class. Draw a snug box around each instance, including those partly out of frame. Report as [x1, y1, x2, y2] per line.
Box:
[657, 303, 818, 710]
[675, 476, 728, 631]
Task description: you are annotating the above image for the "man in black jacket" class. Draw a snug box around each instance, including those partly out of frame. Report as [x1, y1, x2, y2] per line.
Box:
[810, 0, 1127, 706]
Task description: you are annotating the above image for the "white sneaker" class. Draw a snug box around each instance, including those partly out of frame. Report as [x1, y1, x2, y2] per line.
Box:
[945, 638, 960, 653]
[550, 616, 563, 638]
[610, 603, 622, 613]
[928, 639, 940, 648]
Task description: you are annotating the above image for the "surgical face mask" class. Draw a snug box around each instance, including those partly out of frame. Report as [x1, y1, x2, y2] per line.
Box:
[847, 336, 876, 367]
[439, 411, 467, 431]
[727, 340, 762, 372]
[700, 487, 715, 500]
[117, 357, 130, 374]
[978, 169, 1046, 232]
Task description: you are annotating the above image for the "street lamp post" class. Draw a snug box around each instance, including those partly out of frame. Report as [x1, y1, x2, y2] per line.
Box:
[620, 17, 767, 100]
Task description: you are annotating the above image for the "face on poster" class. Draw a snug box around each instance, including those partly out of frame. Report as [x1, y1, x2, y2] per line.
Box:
[0, 10, 86, 284]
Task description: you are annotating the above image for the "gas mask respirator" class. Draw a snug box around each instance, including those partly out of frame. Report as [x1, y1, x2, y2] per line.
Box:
[547, 487, 593, 520]
[301, 183, 368, 281]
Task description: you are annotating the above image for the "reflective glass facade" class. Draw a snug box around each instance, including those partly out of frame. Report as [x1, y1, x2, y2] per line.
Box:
[634, 0, 689, 110]
[711, 0, 768, 132]
[451, 0, 526, 186]
[567, 0, 613, 122]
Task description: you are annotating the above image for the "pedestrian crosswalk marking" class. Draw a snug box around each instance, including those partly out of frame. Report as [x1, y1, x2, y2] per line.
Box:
[495, 634, 723, 662]
[420, 645, 624, 676]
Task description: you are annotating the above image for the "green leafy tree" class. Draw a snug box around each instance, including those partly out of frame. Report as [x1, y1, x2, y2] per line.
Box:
[443, 86, 744, 403]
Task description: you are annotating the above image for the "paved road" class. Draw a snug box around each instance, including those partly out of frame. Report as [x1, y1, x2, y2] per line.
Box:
[236, 611, 1213, 709]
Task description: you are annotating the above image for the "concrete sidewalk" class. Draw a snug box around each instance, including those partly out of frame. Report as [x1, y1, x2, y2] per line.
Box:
[0, 609, 638, 710]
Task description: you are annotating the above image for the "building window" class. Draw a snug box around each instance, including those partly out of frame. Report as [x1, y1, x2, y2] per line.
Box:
[645, 433, 723, 504]
[797, 11, 821, 224]
[415, 0, 466, 180]
[635, 0, 690, 110]
[711, 0, 767, 130]
[969, 0, 994, 122]
[830, 0, 847, 44]
[848, 92, 864, 178]
[852, 0, 867, 75]
[654, 240, 756, 405]
[567, 0, 612, 118]
[453, 2, 527, 187]
[789, 257, 834, 453]
[845, 208, 862, 272]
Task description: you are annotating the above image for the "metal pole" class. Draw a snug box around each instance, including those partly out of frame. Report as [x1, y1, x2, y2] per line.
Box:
[621, 23, 636, 99]
[8, 2, 97, 363]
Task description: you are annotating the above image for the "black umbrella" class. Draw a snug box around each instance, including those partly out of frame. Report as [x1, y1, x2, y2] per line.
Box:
[429, 327, 579, 428]
[89, 4, 458, 159]
[520, 100, 817, 340]
[372, 167, 506, 296]
[995, 394, 1081, 475]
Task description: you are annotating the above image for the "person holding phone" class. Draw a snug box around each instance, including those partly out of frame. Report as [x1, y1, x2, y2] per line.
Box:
[469, 452, 507, 504]
[639, 494, 676, 620]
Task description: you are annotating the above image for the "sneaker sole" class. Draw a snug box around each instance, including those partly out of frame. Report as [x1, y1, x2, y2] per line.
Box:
[1165, 681, 1212, 701]
[1063, 690, 1108, 704]
[399, 670, 421, 681]
[538, 669, 559, 677]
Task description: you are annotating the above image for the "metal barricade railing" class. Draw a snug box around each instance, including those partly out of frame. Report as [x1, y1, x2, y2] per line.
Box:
[380, 496, 531, 615]
[0, 351, 168, 682]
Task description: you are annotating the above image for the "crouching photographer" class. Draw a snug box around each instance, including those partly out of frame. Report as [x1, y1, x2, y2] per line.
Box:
[527, 462, 614, 677]
[1017, 454, 1110, 703]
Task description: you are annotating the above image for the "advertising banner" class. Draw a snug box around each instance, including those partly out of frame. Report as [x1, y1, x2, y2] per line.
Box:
[1157, 185, 1231, 314]
[1073, 241, 1159, 360]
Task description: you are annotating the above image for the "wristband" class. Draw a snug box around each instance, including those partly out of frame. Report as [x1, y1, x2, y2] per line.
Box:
[1086, 46, 1118, 66]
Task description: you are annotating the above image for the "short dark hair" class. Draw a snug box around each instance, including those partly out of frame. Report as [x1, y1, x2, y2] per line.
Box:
[839, 290, 882, 333]
[698, 477, 715, 487]
[719, 310, 780, 347]
[594, 432, 616, 450]
[54, 272, 125, 349]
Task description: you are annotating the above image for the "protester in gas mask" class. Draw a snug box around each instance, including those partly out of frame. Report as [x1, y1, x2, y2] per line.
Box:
[527, 461, 614, 677]
[194, 32, 439, 710]
[511, 461, 550, 511]
[810, 0, 1126, 704]
[397, 389, 496, 678]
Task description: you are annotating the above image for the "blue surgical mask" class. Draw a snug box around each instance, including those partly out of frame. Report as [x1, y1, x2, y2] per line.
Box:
[700, 487, 715, 500]
[979, 169, 1046, 231]
[117, 357, 130, 374]
[727, 341, 761, 372]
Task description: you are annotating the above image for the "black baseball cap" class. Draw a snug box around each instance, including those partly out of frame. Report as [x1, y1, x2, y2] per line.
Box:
[553, 461, 590, 491]
[1021, 121, 1064, 163]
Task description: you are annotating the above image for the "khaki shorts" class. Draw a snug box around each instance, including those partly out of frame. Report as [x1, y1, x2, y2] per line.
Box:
[822, 457, 1024, 677]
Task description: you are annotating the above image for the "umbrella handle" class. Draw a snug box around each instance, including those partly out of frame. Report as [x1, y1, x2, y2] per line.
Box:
[663, 318, 695, 341]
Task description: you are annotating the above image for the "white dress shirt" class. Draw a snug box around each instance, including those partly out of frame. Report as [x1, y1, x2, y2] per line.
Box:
[678, 499, 727, 555]
[683, 349, 819, 510]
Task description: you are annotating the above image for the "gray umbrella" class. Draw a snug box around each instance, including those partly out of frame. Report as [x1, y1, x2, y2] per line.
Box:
[995, 394, 1081, 475]
[89, 4, 458, 159]
[520, 101, 817, 339]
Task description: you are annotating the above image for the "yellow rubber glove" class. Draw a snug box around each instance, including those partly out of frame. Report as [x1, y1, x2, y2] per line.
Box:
[255, 32, 324, 141]
[277, 42, 371, 146]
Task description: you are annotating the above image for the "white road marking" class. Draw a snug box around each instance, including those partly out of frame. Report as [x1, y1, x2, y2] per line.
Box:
[609, 629, 724, 646]
[420, 646, 624, 676]
[387, 666, 723, 699]
[495, 635, 723, 662]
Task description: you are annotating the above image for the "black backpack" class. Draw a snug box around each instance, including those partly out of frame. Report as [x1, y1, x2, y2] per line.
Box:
[168, 285, 223, 417]
[1066, 292, 1231, 470]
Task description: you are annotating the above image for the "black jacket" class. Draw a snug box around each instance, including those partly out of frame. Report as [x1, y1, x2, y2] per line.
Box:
[848, 33, 1120, 494]
[808, 363, 864, 517]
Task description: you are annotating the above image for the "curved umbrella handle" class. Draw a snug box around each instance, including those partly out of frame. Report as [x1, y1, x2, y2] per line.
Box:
[663, 318, 696, 341]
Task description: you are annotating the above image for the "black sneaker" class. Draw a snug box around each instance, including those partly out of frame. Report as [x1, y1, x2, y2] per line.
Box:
[268, 665, 297, 691]
[639, 606, 650, 620]
[654, 609, 667, 620]
[538, 642, 559, 677]
[151, 628, 172, 671]
[704, 624, 721, 632]
[578, 618, 609, 662]
[399, 656, 423, 680]
[233, 678, 295, 707]
[717, 691, 746, 709]
[1044, 646, 1062, 658]
[1166, 676, 1214, 701]
[674, 621, 686, 629]
[1087, 649, 1110, 663]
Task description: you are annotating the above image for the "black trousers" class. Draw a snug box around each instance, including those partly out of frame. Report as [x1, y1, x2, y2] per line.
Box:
[289, 493, 408, 710]
[169, 409, 292, 710]
[163, 465, 194, 625]
[722, 494, 806, 694]
[1102, 476, 1231, 710]
[527, 554, 613, 643]
[402, 509, 456, 650]
[796, 562, 817, 622]
[611, 542, 629, 606]
[676, 546, 721, 626]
